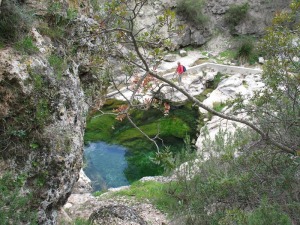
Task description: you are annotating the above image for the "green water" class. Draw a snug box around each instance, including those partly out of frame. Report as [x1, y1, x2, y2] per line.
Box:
[84, 99, 199, 188]
[84, 142, 129, 191]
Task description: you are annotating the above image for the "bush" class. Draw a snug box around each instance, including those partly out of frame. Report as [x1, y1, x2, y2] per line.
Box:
[38, 2, 77, 41]
[0, 173, 38, 224]
[14, 36, 39, 54]
[0, 0, 34, 43]
[235, 36, 258, 64]
[176, 0, 208, 25]
[114, 181, 178, 212]
[164, 128, 300, 224]
[247, 200, 293, 225]
[225, 3, 249, 33]
[48, 54, 66, 78]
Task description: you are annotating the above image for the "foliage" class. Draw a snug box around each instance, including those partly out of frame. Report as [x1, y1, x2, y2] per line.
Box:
[46, 1, 77, 27]
[91, 0, 101, 11]
[246, 200, 293, 225]
[176, 0, 208, 25]
[36, 98, 51, 125]
[0, 0, 34, 43]
[195, 88, 214, 102]
[237, 1, 300, 154]
[164, 128, 300, 224]
[225, 3, 249, 33]
[114, 181, 178, 212]
[37, 23, 65, 40]
[48, 54, 66, 79]
[212, 101, 226, 112]
[14, 36, 39, 55]
[235, 36, 258, 64]
[219, 36, 259, 64]
[38, 1, 77, 41]
[219, 49, 236, 60]
[152, 135, 196, 173]
[0, 173, 38, 224]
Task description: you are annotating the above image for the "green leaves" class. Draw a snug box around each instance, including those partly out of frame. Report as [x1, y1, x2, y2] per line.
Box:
[176, 0, 208, 25]
[0, 173, 38, 224]
[14, 36, 39, 55]
[225, 3, 249, 33]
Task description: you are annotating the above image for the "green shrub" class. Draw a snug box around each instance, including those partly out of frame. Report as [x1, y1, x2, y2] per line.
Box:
[219, 49, 236, 59]
[225, 3, 249, 33]
[219, 36, 259, 64]
[48, 54, 66, 78]
[114, 181, 178, 212]
[38, 2, 77, 41]
[176, 0, 208, 25]
[212, 102, 226, 112]
[45, 2, 77, 28]
[217, 35, 258, 64]
[0, 173, 38, 224]
[74, 218, 91, 225]
[91, 0, 102, 11]
[14, 36, 39, 54]
[0, 0, 34, 43]
[235, 36, 259, 64]
[164, 128, 300, 224]
[36, 98, 51, 126]
[247, 200, 293, 225]
[37, 23, 65, 40]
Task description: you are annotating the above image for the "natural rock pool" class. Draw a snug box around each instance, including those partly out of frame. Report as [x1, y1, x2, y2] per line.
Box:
[83, 99, 199, 191]
[83, 142, 129, 191]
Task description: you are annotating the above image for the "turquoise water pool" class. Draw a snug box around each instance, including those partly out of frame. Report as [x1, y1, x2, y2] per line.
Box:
[83, 142, 129, 191]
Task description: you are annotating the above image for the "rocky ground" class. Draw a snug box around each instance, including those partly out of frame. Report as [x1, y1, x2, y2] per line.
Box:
[58, 171, 169, 224]
[60, 193, 169, 225]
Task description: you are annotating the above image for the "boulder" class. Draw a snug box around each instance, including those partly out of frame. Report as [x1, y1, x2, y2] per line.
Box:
[258, 57, 265, 64]
[163, 54, 177, 62]
[179, 49, 187, 57]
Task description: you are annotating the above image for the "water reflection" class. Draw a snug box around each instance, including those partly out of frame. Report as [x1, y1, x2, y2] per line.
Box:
[83, 142, 129, 191]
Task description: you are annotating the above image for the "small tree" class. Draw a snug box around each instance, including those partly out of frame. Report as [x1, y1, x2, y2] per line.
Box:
[225, 3, 249, 33]
[176, 0, 208, 25]
[85, 0, 298, 156]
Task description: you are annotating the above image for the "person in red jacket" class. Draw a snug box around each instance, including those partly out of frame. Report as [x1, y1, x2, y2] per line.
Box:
[175, 62, 184, 85]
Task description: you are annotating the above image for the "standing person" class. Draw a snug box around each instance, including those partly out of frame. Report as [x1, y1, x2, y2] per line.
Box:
[175, 62, 184, 85]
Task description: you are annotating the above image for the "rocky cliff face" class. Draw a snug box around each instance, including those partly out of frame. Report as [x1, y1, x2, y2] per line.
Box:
[0, 0, 92, 223]
[151, 0, 291, 48]
[0, 0, 291, 224]
[0, 43, 87, 223]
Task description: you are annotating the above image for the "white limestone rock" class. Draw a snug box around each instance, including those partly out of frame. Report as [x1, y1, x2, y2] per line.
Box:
[258, 57, 265, 64]
[179, 49, 188, 57]
[163, 54, 177, 62]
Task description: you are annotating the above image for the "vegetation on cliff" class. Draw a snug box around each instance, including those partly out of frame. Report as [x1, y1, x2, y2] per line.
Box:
[0, 0, 299, 224]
